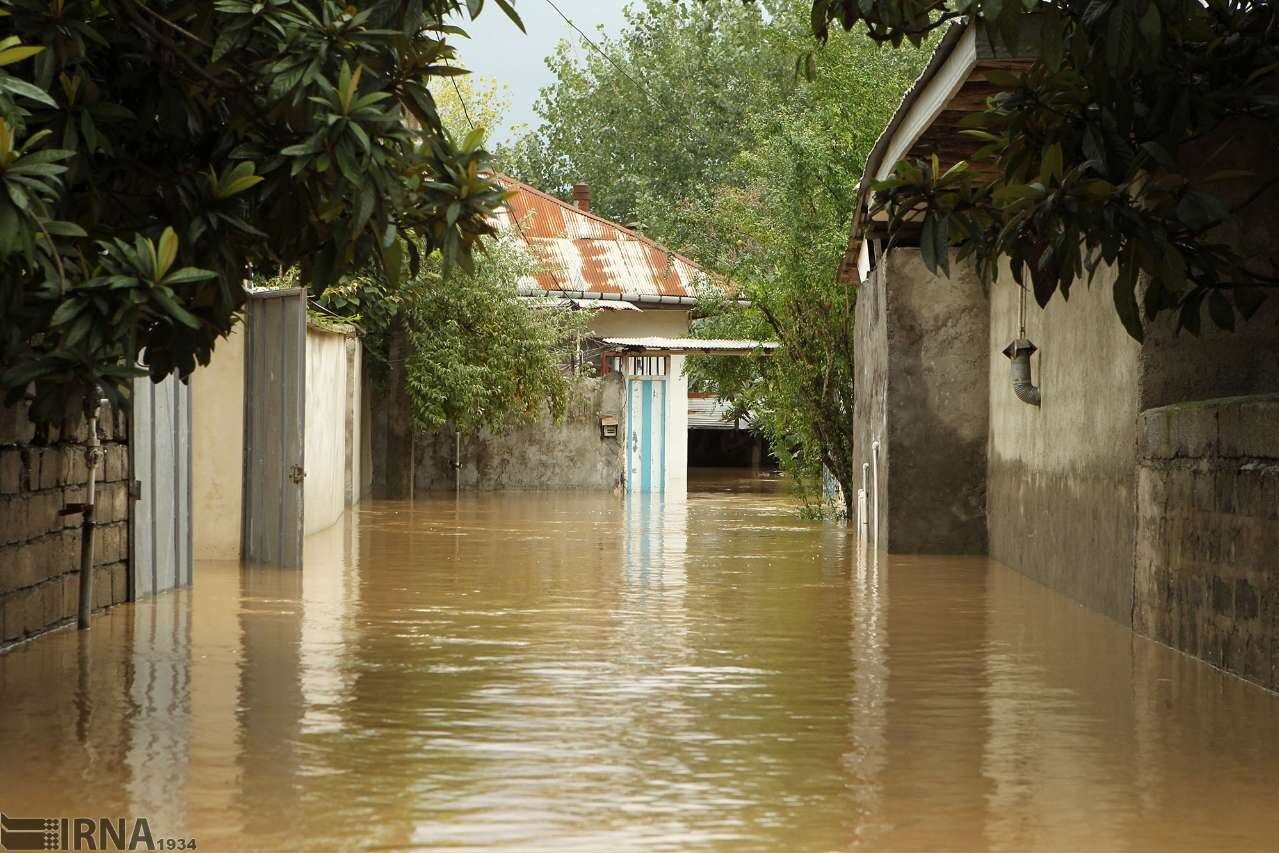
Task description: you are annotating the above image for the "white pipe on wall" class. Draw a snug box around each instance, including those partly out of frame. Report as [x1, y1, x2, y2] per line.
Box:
[871, 439, 881, 567]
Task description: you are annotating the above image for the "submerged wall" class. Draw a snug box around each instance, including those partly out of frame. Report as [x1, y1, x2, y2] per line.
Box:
[193, 325, 246, 561]
[304, 324, 353, 536]
[853, 249, 990, 554]
[852, 260, 888, 547]
[1, 402, 131, 646]
[410, 375, 627, 493]
[987, 264, 1142, 625]
[1135, 395, 1279, 689]
[193, 319, 364, 558]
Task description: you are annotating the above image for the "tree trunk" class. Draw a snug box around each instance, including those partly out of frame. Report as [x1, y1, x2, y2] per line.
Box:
[384, 316, 414, 499]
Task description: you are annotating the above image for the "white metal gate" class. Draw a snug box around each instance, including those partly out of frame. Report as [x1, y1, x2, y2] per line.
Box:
[241, 288, 307, 567]
[130, 372, 193, 599]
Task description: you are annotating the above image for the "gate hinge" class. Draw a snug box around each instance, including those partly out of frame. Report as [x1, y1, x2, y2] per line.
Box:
[289, 464, 307, 484]
[129, 479, 143, 500]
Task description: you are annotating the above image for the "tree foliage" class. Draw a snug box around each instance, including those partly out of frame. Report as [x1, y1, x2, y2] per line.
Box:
[501, 0, 797, 235]
[398, 234, 587, 434]
[681, 29, 922, 518]
[0, 0, 520, 423]
[806, 0, 1279, 339]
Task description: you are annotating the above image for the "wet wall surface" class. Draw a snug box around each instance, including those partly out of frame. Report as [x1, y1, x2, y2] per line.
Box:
[1, 470, 1277, 851]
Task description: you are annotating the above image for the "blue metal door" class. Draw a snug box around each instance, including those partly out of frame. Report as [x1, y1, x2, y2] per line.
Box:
[626, 378, 666, 493]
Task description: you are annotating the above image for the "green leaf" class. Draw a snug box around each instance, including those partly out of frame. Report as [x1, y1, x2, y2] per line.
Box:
[156, 226, 178, 280]
[494, 0, 525, 32]
[1040, 143, 1063, 184]
[151, 287, 202, 328]
[162, 267, 218, 285]
[42, 220, 87, 237]
[1113, 263, 1144, 342]
[0, 45, 44, 66]
[0, 75, 56, 106]
[49, 298, 82, 327]
[221, 174, 264, 197]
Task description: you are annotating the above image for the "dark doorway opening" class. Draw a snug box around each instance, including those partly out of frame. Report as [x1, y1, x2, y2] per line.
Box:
[688, 428, 775, 468]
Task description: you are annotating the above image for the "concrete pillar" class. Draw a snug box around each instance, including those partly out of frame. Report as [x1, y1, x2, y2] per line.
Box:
[852, 248, 990, 554]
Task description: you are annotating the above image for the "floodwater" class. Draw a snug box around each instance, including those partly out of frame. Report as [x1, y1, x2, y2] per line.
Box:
[2, 470, 1278, 852]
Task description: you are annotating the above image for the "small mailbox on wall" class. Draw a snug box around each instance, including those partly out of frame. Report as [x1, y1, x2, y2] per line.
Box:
[599, 415, 619, 439]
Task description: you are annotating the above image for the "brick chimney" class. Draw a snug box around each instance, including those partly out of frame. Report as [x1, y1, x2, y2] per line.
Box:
[571, 182, 591, 212]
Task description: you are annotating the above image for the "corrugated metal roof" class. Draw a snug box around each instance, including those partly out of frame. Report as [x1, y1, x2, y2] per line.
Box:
[495, 176, 711, 299]
[688, 393, 754, 430]
[603, 337, 780, 355]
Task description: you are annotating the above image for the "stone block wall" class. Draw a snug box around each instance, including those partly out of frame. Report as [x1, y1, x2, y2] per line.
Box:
[1134, 394, 1279, 690]
[0, 401, 131, 646]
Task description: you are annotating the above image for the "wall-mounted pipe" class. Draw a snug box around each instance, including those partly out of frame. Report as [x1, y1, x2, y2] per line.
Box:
[77, 392, 106, 629]
[870, 440, 880, 554]
[859, 461, 870, 548]
[1001, 338, 1041, 406]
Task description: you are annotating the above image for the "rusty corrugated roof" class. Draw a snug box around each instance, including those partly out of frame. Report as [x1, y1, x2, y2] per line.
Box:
[494, 176, 710, 299]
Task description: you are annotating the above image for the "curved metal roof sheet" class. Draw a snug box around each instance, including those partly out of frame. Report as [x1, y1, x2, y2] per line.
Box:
[494, 176, 711, 300]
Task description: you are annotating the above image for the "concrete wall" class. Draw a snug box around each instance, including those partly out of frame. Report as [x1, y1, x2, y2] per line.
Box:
[986, 263, 1141, 624]
[371, 306, 691, 496]
[410, 374, 627, 492]
[1140, 300, 1279, 412]
[852, 249, 990, 554]
[853, 260, 889, 547]
[193, 320, 364, 557]
[192, 324, 245, 561]
[1138, 115, 1279, 411]
[345, 337, 363, 507]
[1, 402, 131, 646]
[304, 325, 351, 536]
[1134, 395, 1279, 689]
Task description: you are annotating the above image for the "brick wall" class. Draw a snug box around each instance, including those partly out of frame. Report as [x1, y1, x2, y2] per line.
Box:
[1134, 394, 1279, 690]
[0, 400, 131, 647]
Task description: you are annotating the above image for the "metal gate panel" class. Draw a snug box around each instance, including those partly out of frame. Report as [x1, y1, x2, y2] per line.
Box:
[241, 289, 306, 567]
[130, 371, 193, 599]
[626, 378, 666, 494]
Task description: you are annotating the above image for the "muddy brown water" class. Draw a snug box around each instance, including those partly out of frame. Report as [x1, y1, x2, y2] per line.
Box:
[1, 470, 1277, 852]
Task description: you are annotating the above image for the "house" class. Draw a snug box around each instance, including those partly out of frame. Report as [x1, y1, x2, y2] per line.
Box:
[495, 176, 704, 494]
[847, 20, 1279, 689]
[384, 177, 774, 495]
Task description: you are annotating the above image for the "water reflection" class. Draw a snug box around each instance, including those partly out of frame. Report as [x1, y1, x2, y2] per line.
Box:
[0, 471, 1277, 851]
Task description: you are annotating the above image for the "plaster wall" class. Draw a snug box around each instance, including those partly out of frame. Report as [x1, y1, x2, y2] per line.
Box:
[853, 262, 889, 548]
[886, 251, 990, 553]
[192, 324, 245, 561]
[345, 337, 363, 506]
[1139, 115, 1279, 411]
[853, 249, 990, 554]
[987, 263, 1141, 624]
[304, 326, 350, 535]
[411, 375, 627, 492]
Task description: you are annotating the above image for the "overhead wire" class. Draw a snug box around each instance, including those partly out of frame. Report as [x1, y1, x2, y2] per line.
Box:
[538, 0, 658, 109]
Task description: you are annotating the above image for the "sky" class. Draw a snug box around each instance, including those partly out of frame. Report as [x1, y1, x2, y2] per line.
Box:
[454, 1, 632, 144]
